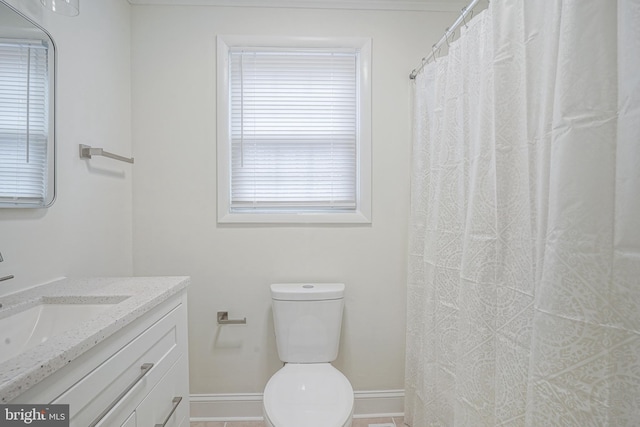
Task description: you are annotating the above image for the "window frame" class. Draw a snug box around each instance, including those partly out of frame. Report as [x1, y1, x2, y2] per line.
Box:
[216, 35, 372, 224]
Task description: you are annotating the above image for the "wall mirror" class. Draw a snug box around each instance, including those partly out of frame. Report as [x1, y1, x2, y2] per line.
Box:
[0, 1, 56, 208]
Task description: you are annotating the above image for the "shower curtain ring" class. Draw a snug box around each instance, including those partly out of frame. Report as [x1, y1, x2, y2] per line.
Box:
[445, 27, 451, 47]
[432, 44, 440, 62]
[461, 9, 469, 28]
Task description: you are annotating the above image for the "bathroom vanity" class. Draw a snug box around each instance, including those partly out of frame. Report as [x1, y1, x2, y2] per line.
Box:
[0, 276, 190, 427]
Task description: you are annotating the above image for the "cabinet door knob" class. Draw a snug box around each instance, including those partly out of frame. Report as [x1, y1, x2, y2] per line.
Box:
[155, 396, 183, 427]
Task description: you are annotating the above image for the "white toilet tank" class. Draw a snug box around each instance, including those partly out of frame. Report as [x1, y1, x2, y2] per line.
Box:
[271, 283, 345, 363]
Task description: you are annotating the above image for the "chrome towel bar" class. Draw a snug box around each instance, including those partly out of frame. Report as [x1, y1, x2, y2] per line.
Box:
[79, 144, 134, 164]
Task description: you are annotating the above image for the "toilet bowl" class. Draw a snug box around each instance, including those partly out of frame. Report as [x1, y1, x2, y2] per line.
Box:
[263, 363, 353, 427]
[264, 283, 354, 427]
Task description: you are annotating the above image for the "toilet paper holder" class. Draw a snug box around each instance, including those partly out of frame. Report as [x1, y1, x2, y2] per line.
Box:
[217, 311, 247, 325]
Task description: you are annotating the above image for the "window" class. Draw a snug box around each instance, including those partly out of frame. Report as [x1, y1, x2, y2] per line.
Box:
[0, 38, 55, 207]
[217, 36, 371, 224]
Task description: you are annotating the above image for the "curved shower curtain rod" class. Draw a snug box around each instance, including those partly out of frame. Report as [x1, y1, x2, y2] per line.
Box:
[409, 0, 486, 80]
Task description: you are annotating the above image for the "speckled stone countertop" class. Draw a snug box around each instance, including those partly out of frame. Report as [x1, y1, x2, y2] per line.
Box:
[0, 276, 190, 403]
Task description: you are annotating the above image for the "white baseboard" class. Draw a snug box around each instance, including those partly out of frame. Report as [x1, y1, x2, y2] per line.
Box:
[352, 390, 404, 418]
[190, 389, 404, 422]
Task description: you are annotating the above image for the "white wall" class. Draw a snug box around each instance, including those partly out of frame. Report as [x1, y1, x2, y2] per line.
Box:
[131, 4, 452, 394]
[0, 0, 133, 297]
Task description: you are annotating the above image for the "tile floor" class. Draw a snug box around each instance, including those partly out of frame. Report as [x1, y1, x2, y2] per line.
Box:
[191, 417, 405, 427]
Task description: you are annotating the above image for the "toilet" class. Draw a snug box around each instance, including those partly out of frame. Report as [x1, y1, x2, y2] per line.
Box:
[263, 283, 354, 427]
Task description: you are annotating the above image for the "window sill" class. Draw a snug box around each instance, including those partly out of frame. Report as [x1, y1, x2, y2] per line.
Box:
[217, 210, 371, 225]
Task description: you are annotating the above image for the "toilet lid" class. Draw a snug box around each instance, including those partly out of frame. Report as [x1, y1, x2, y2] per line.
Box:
[264, 363, 354, 427]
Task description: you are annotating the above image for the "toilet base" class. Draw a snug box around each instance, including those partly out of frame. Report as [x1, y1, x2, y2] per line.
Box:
[262, 363, 354, 427]
[263, 408, 353, 427]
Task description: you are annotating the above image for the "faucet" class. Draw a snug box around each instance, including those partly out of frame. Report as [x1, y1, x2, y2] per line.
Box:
[0, 252, 15, 282]
[0, 251, 14, 309]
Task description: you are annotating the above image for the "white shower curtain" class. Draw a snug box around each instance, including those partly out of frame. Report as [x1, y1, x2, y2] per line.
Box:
[406, 1, 640, 426]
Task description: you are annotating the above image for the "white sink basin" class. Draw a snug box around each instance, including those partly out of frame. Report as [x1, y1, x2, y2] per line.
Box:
[0, 300, 123, 364]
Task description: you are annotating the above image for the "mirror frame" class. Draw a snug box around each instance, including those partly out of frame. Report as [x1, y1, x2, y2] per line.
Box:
[0, 0, 57, 208]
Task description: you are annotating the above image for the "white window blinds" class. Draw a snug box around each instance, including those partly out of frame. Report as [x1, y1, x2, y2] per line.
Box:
[0, 39, 49, 205]
[229, 48, 358, 211]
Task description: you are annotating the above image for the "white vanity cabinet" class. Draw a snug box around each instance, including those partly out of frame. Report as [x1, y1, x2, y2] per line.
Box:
[9, 288, 190, 427]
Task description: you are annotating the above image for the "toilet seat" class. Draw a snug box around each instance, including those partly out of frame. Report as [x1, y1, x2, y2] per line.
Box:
[263, 363, 354, 427]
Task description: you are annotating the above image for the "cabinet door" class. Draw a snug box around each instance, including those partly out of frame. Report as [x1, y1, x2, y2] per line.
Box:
[136, 355, 189, 427]
[177, 414, 189, 427]
[55, 303, 183, 427]
[121, 412, 136, 427]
